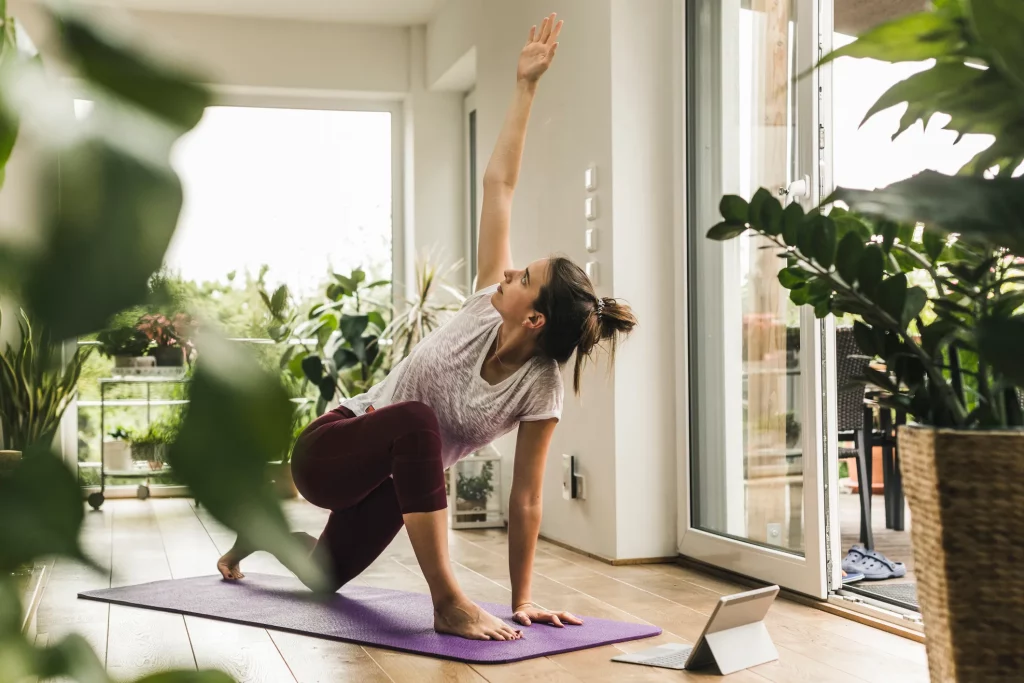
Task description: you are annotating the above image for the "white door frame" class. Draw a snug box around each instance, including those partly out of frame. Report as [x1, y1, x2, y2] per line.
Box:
[675, 0, 837, 599]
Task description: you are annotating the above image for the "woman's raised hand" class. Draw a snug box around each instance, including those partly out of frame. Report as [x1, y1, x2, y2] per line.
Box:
[517, 13, 563, 83]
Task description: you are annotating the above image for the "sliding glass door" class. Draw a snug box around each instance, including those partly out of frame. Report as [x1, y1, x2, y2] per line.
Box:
[681, 0, 836, 597]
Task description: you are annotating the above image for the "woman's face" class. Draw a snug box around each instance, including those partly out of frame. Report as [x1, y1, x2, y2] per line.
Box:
[491, 258, 551, 333]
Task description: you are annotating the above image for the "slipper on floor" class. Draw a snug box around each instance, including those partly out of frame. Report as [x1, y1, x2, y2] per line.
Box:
[842, 570, 865, 584]
[856, 549, 906, 581]
[841, 545, 869, 574]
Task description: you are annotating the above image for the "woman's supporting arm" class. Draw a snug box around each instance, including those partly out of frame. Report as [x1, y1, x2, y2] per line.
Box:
[475, 14, 562, 291]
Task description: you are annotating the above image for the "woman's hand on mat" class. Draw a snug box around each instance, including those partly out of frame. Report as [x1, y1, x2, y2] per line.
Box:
[517, 13, 562, 83]
[512, 603, 583, 628]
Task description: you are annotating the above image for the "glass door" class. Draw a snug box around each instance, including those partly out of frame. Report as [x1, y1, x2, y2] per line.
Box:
[681, 0, 836, 598]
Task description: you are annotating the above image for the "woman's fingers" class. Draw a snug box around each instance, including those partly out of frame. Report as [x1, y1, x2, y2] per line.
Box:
[540, 14, 557, 42]
[560, 611, 583, 625]
[513, 611, 532, 626]
[548, 19, 563, 44]
[550, 613, 564, 628]
[527, 25, 536, 43]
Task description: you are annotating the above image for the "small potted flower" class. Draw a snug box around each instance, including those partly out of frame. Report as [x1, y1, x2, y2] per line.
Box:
[137, 313, 196, 367]
[104, 427, 133, 472]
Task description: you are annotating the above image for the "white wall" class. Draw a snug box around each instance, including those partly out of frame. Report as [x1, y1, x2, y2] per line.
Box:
[609, 0, 678, 559]
[426, 0, 479, 90]
[431, 0, 680, 560]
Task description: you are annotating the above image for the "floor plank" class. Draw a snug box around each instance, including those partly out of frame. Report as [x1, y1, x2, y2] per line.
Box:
[38, 498, 928, 683]
[106, 500, 197, 679]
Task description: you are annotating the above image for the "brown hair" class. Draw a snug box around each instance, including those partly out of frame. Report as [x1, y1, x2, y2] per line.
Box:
[533, 256, 637, 394]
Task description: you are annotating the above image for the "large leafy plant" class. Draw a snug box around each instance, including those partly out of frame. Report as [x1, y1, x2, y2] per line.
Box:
[0, 309, 90, 451]
[263, 269, 390, 414]
[708, 0, 1024, 429]
[0, 2, 327, 681]
[383, 254, 466, 365]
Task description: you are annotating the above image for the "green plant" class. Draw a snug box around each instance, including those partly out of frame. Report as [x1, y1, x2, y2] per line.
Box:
[108, 426, 130, 441]
[95, 324, 150, 358]
[456, 460, 495, 505]
[263, 269, 391, 414]
[0, 2, 328, 681]
[383, 254, 466, 365]
[0, 309, 91, 452]
[707, 0, 1024, 429]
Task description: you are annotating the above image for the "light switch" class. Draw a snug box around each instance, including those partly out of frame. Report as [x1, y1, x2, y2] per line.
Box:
[585, 228, 598, 253]
[585, 164, 597, 191]
[585, 196, 598, 221]
[585, 261, 600, 285]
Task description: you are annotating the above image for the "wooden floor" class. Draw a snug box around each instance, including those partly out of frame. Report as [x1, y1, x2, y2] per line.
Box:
[36, 498, 929, 682]
[839, 492, 915, 585]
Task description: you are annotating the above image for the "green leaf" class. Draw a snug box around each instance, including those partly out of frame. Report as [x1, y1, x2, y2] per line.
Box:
[864, 366, 899, 393]
[902, 286, 928, 329]
[782, 203, 804, 247]
[706, 221, 747, 241]
[969, 0, 1024, 91]
[833, 172, 1024, 254]
[339, 314, 369, 343]
[301, 355, 324, 383]
[778, 267, 810, 289]
[25, 139, 182, 339]
[367, 310, 386, 332]
[350, 268, 366, 284]
[921, 229, 947, 261]
[318, 375, 336, 402]
[332, 346, 358, 369]
[278, 344, 296, 370]
[364, 279, 391, 290]
[978, 316, 1024, 387]
[832, 212, 872, 241]
[993, 291, 1024, 318]
[853, 321, 880, 357]
[0, 448, 97, 572]
[52, 7, 211, 130]
[33, 633, 110, 683]
[749, 189, 772, 227]
[814, 298, 832, 319]
[287, 349, 309, 380]
[836, 231, 864, 285]
[796, 215, 818, 259]
[790, 286, 811, 306]
[860, 62, 984, 129]
[168, 333, 328, 591]
[760, 196, 784, 236]
[812, 216, 838, 269]
[875, 273, 908, 324]
[880, 221, 899, 253]
[818, 11, 963, 65]
[858, 245, 886, 296]
[270, 285, 289, 317]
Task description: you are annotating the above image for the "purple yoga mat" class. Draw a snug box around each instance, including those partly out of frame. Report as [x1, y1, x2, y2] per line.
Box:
[79, 573, 661, 664]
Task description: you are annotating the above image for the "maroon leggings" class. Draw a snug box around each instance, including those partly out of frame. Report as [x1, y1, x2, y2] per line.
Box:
[290, 401, 447, 591]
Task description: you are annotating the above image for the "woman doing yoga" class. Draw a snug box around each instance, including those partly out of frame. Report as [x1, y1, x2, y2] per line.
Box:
[217, 13, 637, 642]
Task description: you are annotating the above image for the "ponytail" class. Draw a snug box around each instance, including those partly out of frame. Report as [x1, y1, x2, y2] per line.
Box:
[534, 257, 638, 394]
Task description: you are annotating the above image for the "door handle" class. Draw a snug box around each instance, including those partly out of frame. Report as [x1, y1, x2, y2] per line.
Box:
[777, 174, 810, 199]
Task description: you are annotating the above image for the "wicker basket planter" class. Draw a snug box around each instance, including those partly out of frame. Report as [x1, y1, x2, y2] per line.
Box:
[899, 425, 1024, 682]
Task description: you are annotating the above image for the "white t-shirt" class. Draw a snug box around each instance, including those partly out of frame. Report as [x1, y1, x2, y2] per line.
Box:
[341, 284, 564, 469]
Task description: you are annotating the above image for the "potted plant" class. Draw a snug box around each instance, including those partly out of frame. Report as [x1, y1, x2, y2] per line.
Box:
[137, 313, 195, 367]
[707, 3, 1024, 677]
[383, 254, 466, 365]
[265, 403, 313, 499]
[456, 460, 495, 523]
[95, 308, 154, 369]
[129, 417, 180, 471]
[103, 427, 133, 472]
[0, 309, 90, 465]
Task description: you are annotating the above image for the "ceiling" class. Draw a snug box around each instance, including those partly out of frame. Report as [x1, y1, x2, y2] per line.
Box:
[62, 0, 448, 24]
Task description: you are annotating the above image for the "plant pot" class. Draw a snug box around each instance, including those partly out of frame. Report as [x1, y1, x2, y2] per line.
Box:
[456, 499, 487, 523]
[114, 355, 156, 369]
[149, 346, 185, 367]
[103, 440, 132, 472]
[131, 443, 166, 470]
[0, 449, 22, 478]
[266, 462, 298, 499]
[899, 425, 1024, 681]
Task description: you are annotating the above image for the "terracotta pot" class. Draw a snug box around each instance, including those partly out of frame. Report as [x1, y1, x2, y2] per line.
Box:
[899, 425, 1024, 681]
[0, 449, 22, 478]
[266, 462, 298, 499]
[846, 445, 886, 494]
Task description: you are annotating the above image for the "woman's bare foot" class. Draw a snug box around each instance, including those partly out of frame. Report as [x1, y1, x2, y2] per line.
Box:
[434, 596, 522, 641]
[217, 532, 321, 581]
[217, 539, 252, 580]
